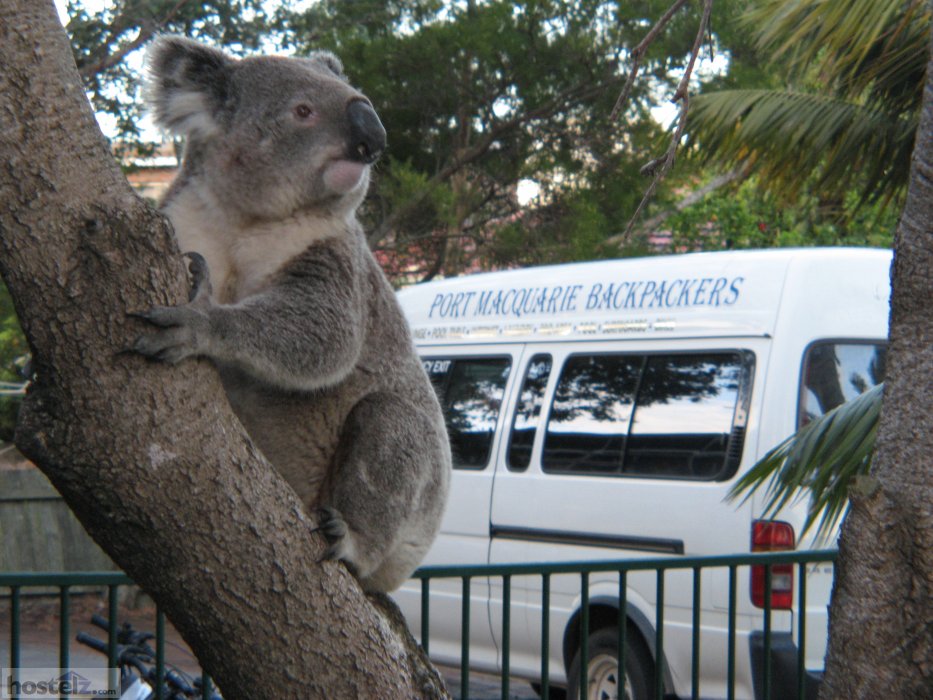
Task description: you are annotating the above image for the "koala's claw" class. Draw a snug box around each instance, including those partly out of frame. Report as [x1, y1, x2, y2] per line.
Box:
[128, 304, 205, 364]
[314, 506, 348, 559]
[131, 329, 190, 365]
[129, 306, 181, 328]
[183, 251, 213, 302]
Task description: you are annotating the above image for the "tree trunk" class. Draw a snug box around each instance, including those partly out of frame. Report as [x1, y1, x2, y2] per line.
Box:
[820, 18, 933, 700]
[0, 2, 448, 698]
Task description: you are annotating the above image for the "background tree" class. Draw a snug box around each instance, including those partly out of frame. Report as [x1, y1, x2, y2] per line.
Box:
[661, 176, 899, 251]
[687, 0, 929, 216]
[47, 0, 912, 271]
[0, 1, 448, 697]
[279, 0, 719, 279]
[63, 0, 281, 151]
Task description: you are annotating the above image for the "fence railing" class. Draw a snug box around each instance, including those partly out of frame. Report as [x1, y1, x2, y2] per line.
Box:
[411, 549, 838, 700]
[0, 571, 215, 700]
[2, 549, 837, 700]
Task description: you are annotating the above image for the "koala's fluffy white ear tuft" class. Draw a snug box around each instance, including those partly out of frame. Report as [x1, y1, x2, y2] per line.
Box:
[145, 35, 233, 139]
[311, 51, 345, 78]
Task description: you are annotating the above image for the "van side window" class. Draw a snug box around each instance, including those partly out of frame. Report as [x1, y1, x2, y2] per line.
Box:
[624, 354, 748, 479]
[423, 357, 511, 470]
[543, 352, 752, 480]
[507, 355, 552, 471]
[543, 355, 642, 473]
[799, 341, 887, 427]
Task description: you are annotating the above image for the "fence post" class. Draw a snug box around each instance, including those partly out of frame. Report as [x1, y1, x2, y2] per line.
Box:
[580, 572, 589, 700]
[655, 570, 665, 700]
[58, 585, 70, 700]
[461, 576, 471, 700]
[540, 574, 550, 700]
[618, 570, 627, 700]
[421, 578, 431, 656]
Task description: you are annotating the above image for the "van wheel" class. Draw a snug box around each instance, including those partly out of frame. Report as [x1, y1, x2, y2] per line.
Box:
[567, 627, 651, 700]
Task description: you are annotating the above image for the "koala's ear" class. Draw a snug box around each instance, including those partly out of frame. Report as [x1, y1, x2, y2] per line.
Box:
[145, 35, 234, 139]
[310, 50, 345, 78]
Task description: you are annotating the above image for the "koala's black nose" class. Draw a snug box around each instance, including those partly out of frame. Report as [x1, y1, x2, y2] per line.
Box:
[347, 100, 386, 164]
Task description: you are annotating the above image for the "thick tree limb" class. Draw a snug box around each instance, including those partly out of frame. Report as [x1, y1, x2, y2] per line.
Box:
[820, 20, 933, 699]
[0, 2, 447, 698]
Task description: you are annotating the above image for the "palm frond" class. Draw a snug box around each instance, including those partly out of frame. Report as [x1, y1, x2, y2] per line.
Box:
[689, 89, 917, 204]
[729, 383, 883, 544]
[687, 0, 928, 208]
[745, 0, 930, 102]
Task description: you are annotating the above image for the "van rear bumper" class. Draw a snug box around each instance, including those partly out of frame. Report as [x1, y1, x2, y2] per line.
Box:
[749, 632, 822, 700]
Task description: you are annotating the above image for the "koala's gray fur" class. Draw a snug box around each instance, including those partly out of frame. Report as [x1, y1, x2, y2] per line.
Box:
[134, 36, 451, 592]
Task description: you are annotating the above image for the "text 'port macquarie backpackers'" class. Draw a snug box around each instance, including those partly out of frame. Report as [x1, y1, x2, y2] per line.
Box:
[428, 275, 745, 321]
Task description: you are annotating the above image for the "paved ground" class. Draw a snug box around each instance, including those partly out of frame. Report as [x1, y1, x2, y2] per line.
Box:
[0, 594, 542, 699]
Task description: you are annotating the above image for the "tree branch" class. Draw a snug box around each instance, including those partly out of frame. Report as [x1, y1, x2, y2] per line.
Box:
[604, 167, 743, 246]
[609, 0, 692, 123]
[613, 0, 714, 245]
[77, 0, 193, 79]
[0, 2, 447, 698]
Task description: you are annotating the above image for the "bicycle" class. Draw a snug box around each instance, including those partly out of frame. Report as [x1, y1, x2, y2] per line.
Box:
[76, 614, 221, 700]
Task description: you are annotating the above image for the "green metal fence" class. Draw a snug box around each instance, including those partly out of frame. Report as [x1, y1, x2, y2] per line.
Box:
[0, 571, 215, 700]
[2, 549, 837, 700]
[412, 549, 838, 700]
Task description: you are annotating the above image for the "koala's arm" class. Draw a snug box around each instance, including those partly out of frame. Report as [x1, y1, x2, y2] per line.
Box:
[133, 247, 365, 391]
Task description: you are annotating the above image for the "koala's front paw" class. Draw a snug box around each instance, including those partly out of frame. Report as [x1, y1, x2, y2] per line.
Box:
[314, 506, 348, 560]
[131, 304, 210, 364]
[129, 254, 215, 364]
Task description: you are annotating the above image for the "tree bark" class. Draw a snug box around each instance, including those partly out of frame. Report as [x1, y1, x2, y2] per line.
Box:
[820, 17, 933, 700]
[0, 2, 448, 698]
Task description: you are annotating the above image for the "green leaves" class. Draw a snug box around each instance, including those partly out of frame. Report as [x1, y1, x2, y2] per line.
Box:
[729, 383, 883, 544]
[281, 0, 692, 278]
[690, 88, 917, 207]
[689, 0, 930, 210]
[747, 0, 929, 112]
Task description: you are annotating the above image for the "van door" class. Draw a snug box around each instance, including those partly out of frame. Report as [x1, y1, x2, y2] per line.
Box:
[488, 340, 766, 692]
[394, 345, 520, 672]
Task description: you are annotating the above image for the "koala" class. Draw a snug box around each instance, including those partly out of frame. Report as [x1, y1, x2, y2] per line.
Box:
[132, 36, 451, 593]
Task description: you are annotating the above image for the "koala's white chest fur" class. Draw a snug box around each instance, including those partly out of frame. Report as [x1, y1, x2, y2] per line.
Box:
[164, 186, 344, 302]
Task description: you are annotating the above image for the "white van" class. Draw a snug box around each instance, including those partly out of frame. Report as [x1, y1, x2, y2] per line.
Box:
[392, 248, 890, 700]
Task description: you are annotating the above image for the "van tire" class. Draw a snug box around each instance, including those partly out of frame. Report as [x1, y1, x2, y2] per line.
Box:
[566, 627, 652, 700]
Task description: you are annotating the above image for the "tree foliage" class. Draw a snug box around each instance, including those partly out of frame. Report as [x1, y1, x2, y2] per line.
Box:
[665, 175, 899, 251]
[63, 0, 282, 150]
[274, 0, 733, 279]
[687, 0, 930, 210]
[0, 280, 26, 441]
[730, 383, 883, 544]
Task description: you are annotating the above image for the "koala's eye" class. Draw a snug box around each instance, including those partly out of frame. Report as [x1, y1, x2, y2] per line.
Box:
[293, 104, 315, 121]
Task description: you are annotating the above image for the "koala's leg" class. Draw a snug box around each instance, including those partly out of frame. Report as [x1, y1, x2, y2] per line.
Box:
[319, 392, 448, 593]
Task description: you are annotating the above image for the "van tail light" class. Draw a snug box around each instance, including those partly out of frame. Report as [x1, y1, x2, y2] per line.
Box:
[751, 520, 795, 610]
